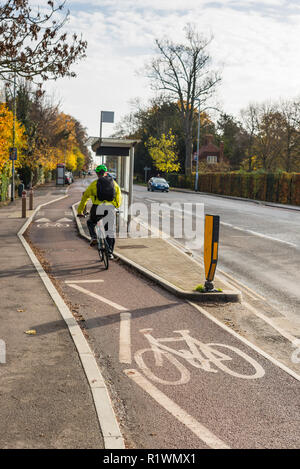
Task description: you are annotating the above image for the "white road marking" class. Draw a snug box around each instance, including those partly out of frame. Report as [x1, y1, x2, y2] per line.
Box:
[37, 223, 70, 228]
[242, 301, 298, 345]
[143, 200, 297, 248]
[67, 284, 129, 311]
[65, 280, 104, 284]
[134, 329, 265, 384]
[35, 218, 50, 223]
[56, 217, 73, 223]
[221, 222, 297, 247]
[189, 302, 300, 382]
[119, 313, 132, 364]
[124, 369, 230, 449]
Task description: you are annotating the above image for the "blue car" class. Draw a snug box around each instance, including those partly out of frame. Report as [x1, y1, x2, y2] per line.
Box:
[147, 177, 169, 192]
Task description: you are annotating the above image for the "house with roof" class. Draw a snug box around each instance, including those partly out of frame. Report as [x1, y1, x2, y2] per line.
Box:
[193, 134, 226, 165]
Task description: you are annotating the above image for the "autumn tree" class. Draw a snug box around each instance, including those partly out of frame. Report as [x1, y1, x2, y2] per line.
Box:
[148, 24, 221, 175]
[0, 102, 25, 172]
[146, 130, 180, 173]
[0, 0, 87, 86]
[5, 80, 89, 184]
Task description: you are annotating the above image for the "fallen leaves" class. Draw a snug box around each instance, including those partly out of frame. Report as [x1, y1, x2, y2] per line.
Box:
[24, 329, 37, 335]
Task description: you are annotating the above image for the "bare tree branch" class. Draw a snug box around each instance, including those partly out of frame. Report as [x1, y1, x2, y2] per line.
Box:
[147, 25, 221, 174]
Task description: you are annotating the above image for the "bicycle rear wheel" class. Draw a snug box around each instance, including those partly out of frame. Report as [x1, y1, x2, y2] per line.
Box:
[97, 237, 104, 261]
[98, 237, 109, 269]
[103, 246, 109, 270]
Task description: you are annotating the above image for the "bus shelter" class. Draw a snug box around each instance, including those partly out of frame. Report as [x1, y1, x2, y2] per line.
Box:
[91, 137, 139, 233]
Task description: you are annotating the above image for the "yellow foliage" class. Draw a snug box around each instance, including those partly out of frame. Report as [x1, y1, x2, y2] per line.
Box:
[0, 103, 26, 173]
[146, 130, 180, 173]
[73, 147, 85, 171]
[66, 150, 77, 171]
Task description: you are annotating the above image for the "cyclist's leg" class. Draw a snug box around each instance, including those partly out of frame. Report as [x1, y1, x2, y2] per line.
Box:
[87, 205, 98, 240]
[103, 205, 116, 253]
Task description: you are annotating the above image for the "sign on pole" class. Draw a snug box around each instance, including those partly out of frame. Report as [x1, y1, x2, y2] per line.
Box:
[144, 166, 151, 183]
[204, 214, 220, 291]
[101, 111, 114, 123]
[9, 147, 17, 160]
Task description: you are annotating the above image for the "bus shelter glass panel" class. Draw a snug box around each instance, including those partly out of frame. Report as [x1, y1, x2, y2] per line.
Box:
[116, 155, 130, 236]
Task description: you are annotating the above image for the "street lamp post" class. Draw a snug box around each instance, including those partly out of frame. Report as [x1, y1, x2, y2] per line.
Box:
[194, 98, 201, 192]
[11, 72, 17, 202]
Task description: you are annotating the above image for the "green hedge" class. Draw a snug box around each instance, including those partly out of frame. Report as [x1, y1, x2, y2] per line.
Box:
[163, 171, 300, 206]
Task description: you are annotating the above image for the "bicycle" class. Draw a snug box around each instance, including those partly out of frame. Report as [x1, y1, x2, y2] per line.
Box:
[78, 207, 120, 270]
[134, 328, 265, 385]
[95, 217, 110, 270]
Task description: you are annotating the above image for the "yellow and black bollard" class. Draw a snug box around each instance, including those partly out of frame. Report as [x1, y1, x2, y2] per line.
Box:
[204, 214, 220, 291]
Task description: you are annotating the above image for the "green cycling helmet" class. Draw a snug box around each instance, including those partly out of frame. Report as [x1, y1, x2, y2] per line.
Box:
[95, 164, 107, 173]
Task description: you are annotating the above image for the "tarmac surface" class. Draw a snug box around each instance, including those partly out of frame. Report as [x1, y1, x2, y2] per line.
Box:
[21, 178, 300, 449]
[134, 185, 300, 323]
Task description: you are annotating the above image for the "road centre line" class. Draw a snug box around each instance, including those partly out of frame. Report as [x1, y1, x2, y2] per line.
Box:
[124, 369, 230, 449]
[119, 313, 132, 364]
[143, 200, 297, 248]
[220, 222, 297, 247]
[67, 284, 129, 311]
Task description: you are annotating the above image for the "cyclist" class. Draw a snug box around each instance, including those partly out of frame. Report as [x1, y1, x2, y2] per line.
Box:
[77, 164, 122, 259]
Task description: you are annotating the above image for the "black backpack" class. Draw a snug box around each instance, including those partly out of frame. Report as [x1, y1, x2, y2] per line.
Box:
[97, 175, 116, 202]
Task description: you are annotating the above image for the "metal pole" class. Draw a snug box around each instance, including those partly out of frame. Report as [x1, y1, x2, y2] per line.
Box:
[11, 72, 16, 202]
[195, 100, 200, 192]
[99, 111, 103, 164]
[128, 146, 135, 232]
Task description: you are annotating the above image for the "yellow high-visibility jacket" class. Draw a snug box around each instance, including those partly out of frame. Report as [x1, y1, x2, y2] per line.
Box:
[77, 179, 122, 214]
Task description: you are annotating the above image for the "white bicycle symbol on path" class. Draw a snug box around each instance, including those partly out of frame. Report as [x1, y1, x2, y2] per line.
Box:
[36, 222, 70, 228]
[134, 329, 265, 385]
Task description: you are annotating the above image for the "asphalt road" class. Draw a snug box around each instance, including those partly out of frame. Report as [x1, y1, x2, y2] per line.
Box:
[26, 179, 300, 449]
[133, 185, 300, 321]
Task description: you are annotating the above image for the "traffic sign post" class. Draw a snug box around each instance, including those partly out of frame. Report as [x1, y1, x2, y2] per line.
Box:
[204, 214, 220, 291]
[144, 166, 151, 183]
[9, 147, 17, 160]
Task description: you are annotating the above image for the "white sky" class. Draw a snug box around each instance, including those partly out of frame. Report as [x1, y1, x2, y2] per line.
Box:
[42, 0, 300, 138]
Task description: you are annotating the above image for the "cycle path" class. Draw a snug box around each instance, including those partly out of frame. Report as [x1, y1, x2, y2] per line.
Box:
[27, 181, 300, 449]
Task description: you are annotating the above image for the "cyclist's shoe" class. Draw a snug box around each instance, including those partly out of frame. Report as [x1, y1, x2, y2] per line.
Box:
[89, 238, 97, 247]
[108, 253, 114, 260]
